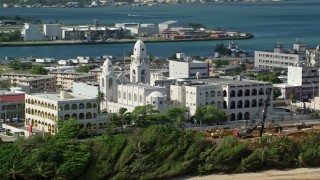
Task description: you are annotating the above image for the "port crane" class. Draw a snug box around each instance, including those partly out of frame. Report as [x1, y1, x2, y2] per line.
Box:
[234, 95, 271, 138]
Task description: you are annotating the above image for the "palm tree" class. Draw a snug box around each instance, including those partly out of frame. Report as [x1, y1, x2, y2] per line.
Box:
[96, 92, 105, 113]
[32, 162, 52, 180]
[7, 164, 25, 180]
[118, 107, 128, 133]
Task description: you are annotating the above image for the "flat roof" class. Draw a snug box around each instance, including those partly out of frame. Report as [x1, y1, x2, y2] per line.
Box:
[190, 77, 272, 86]
[28, 92, 94, 101]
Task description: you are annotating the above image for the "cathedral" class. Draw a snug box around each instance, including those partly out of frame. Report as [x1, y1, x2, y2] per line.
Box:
[100, 39, 168, 113]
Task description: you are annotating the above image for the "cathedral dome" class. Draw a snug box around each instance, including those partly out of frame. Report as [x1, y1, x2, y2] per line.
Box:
[147, 91, 165, 98]
[133, 39, 147, 57]
[102, 58, 113, 73]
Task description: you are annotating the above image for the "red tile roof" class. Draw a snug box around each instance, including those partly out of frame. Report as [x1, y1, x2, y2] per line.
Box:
[0, 94, 25, 103]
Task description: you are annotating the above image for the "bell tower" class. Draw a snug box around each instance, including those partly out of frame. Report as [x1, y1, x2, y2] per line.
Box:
[130, 39, 150, 84]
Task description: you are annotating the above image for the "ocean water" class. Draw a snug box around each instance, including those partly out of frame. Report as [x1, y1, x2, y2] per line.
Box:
[0, 0, 320, 59]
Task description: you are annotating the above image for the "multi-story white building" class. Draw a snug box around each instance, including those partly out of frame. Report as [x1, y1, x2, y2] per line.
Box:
[25, 91, 104, 134]
[170, 77, 273, 121]
[254, 43, 306, 69]
[287, 66, 319, 99]
[169, 58, 209, 79]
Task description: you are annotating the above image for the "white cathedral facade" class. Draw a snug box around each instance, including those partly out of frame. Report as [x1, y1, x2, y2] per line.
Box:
[100, 39, 168, 113]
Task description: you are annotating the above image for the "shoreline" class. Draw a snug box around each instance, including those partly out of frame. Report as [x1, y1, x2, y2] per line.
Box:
[0, 35, 254, 47]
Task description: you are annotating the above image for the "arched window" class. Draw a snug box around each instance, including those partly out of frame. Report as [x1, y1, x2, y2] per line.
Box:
[230, 113, 236, 121]
[210, 91, 215, 97]
[129, 93, 132, 100]
[230, 90, 236, 97]
[86, 112, 92, 119]
[71, 104, 77, 110]
[259, 88, 264, 95]
[245, 89, 250, 96]
[252, 89, 257, 96]
[102, 78, 104, 87]
[223, 101, 227, 109]
[237, 90, 243, 97]
[79, 103, 84, 109]
[244, 100, 250, 108]
[223, 90, 227, 97]
[217, 91, 221, 97]
[64, 114, 70, 120]
[139, 95, 142, 103]
[217, 101, 221, 108]
[132, 69, 136, 81]
[237, 113, 243, 120]
[251, 99, 257, 107]
[230, 101, 235, 109]
[259, 98, 263, 107]
[134, 94, 137, 102]
[244, 112, 250, 120]
[93, 103, 97, 108]
[108, 78, 113, 89]
[64, 104, 70, 110]
[141, 69, 147, 84]
[210, 101, 215, 105]
[79, 113, 85, 120]
[86, 103, 92, 108]
[237, 100, 243, 108]
[123, 92, 126, 100]
[72, 113, 77, 119]
[205, 92, 209, 98]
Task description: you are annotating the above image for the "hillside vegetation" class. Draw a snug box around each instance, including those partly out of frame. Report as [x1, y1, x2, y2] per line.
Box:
[1, 120, 320, 179]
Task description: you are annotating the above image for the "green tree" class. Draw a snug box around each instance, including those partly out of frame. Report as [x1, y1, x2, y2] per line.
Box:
[96, 92, 105, 112]
[194, 105, 227, 126]
[214, 43, 232, 56]
[55, 118, 80, 139]
[30, 66, 47, 75]
[256, 74, 282, 84]
[273, 87, 281, 99]
[131, 105, 159, 127]
[75, 65, 92, 73]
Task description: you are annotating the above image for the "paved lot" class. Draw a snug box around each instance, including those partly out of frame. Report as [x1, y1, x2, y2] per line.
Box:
[0, 133, 17, 142]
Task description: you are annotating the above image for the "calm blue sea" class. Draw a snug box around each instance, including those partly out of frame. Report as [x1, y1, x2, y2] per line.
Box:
[0, 0, 320, 59]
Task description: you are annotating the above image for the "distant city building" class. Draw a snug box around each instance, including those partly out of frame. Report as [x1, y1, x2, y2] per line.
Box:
[158, 20, 188, 33]
[21, 23, 45, 41]
[254, 42, 306, 69]
[306, 45, 320, 67]
[43, 24, 62, 40]
[47, 72, 97, 90]
[169, 55, 209, 79]
[1, 73, 56, 93]
[0, 91, 25, 121]
[287, 66, 319, 99]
